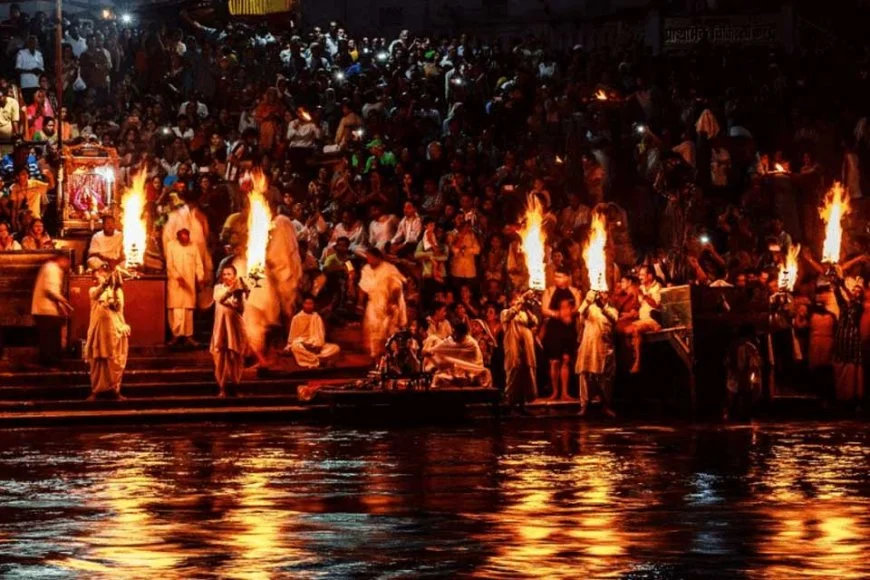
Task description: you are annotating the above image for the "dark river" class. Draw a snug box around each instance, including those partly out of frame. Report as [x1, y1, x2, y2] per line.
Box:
[0, 420, 867, 578]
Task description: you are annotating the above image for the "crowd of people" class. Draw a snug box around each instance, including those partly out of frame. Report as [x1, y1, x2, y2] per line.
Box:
[5, 6, 870, 413]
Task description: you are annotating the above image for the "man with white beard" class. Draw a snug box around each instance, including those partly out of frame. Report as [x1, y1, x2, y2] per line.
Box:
[165, 229, 204, 346]
[358, 248, 407, 358]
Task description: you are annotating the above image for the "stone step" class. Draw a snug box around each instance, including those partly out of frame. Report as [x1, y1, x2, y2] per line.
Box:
[0, 393, 309, 413]
[0, 404, 333, 427]
[0, 367, 369, 401]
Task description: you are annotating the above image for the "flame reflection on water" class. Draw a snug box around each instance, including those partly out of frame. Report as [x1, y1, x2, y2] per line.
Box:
[0, 422, 866, 578]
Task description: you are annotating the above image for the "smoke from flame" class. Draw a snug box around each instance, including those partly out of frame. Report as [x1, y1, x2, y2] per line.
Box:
[518, 194, 547, 291]
[121, 168, 148, 268]
[246, 170, 272, 278]
[584, 212, 609, 292]
[820, 182, 851, 264]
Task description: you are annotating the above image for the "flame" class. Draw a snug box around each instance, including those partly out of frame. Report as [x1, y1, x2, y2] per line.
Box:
[246, 170, 272, 278]
[595, 89, 608, 101]
[584, 212, 609, 292]
[518, 195, 547, 291]
[777, 243, 800, 292]
[773, 163, 786, 173]
[299, 109, 312, 122]
[121, 168, 148, 268]
[555, 156, 564, 164]
[820, 182, 851, 264]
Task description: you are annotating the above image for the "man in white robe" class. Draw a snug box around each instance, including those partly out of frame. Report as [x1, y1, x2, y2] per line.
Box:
[86, 216, 124, 271]
[284, 295, 340, 368]
[165, 229, 204, 346]
[576, 291, 618, 417]
[268, 211, 303, 320]
[424, 321, 492, 388]
[211, 264, 247, 396]
[422, 303, 452, 370]
[502, 291, 539, 408]
[162, 195, 213, 309]
[358, 248, 407, 358]
[85, 269, 130, 400]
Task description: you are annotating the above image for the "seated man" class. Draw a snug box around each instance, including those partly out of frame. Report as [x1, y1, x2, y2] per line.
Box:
[284, 295, 340, 368]
[423, 322, 492, 389]
[87, 215, 124, 270]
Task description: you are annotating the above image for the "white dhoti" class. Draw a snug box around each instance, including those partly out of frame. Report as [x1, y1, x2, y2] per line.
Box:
[213, 350, 245, 388]
[168, 308, 194, 338]
[288, 340, 341, 368]
[425, 335, 491, 389]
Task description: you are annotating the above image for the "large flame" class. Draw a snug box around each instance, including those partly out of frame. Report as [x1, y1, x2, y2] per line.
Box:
[246, 170, 272, 278]
[777, 243, 800, 292]
[518, 194, 547, 291]
[121, 168, 148, 268]
[820, 182, 851, 264]
[584, 212, 609, 292]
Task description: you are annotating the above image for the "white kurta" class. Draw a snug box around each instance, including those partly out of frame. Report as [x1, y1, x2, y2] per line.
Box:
[210, 284, 247, 388]
[287, 311, 340, 368]
[576, 302, 617, 375]
[359, 261, 407, 357]
[84, 287, 130, 395]
[87, 231, 123, 270]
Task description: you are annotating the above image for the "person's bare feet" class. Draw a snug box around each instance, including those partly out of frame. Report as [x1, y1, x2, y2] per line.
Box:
[86, 394, 97, 402]
[578, 404, 588, 417]
[602, 407, 616, 418]
[630, 364, 641, 374]
[218, 390, 226, 399]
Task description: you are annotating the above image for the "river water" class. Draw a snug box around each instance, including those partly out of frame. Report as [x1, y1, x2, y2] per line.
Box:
[0, 420, 867, 579]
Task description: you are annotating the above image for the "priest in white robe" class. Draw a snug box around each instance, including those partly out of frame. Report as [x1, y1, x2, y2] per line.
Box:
[86, 216, 124, 271]
[284, 295, 340, 368]
[85, 269, 130, 400]
[423, 321, 492, 388]
[211, 264, 248, 396]
[268, 210, 303, 320]
[358, 248, 407, 358]
[162, 195, 214, 309]
[576, 291, 618, 417]
[165, 229, 204, 345]
[502, 291, 540, 407]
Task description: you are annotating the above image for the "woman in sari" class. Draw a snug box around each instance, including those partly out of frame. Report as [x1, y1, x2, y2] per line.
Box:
[254, 88, 284, 154]
[25, 89, 54, 140]
[21, 218, 53, 249]
[85, 269, 131, 400]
